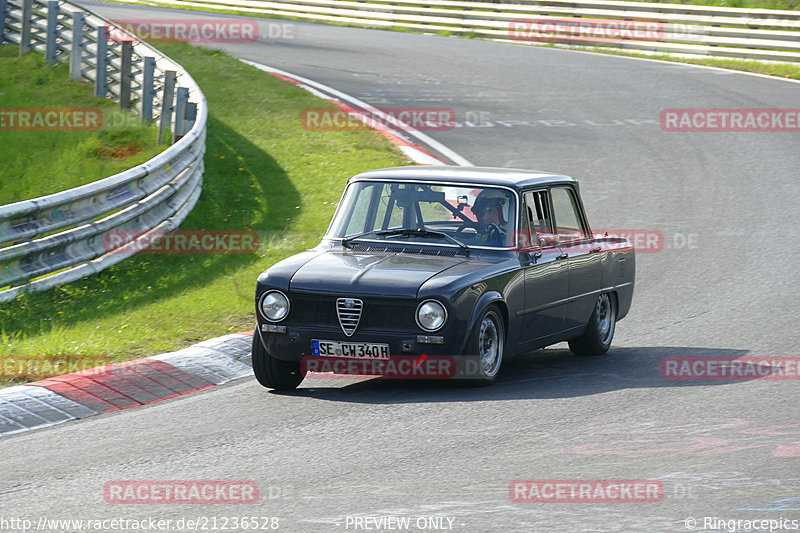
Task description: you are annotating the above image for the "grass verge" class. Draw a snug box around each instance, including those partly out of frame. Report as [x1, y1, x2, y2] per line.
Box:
[0, 42, 409, 388]
[0, 45, 161, 205]
[625, 0, 798, 9]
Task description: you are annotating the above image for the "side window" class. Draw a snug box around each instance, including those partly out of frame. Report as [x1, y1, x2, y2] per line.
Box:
[551, 187, 585, 244]
[522, 190, 555, 248]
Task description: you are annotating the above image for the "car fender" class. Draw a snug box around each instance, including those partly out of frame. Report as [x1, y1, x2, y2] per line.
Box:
[459, 290, 506, 354]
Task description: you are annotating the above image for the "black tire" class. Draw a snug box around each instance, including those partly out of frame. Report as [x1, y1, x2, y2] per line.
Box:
[463, 305, 505, 386]
[251, 331, 306, 390]
[569, 293, 616, 356]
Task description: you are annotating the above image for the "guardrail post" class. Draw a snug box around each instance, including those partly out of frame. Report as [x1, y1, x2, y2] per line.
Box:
[142, 56, 155, 123]
[120, 41, 133, 111]
[70, 12, 84, 80]
[173, 87, 188, 143]
[0, 0, 7, 45]
[19, 0, 32, 55]
[45, 1, 59, 64]
[95, 26, 108, 98]
[185, 102, 197, 134]
[157, 70, 177, 145]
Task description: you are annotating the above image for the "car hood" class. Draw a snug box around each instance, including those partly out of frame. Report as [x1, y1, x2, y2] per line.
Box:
[289, 249, 468, 297]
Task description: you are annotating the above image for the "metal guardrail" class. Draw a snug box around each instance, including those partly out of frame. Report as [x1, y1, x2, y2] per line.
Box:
[0, 0, 206, 302]
[130, 0, 800, 62]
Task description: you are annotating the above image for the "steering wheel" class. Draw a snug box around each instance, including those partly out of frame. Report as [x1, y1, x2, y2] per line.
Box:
[456, 222, 505, 243]
[483, 223, 505, 244]
[455, 223, 477, 235]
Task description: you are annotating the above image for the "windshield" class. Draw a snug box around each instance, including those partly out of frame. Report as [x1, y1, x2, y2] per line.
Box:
[328, 181, 517, 248]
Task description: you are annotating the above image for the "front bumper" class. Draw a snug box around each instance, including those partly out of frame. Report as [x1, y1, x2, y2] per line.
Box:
[257, 323, 462, 362]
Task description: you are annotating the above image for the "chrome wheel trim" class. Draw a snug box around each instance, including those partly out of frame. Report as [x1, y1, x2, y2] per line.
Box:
[479, 312, 503, 378]
[596, 293, 615, 345]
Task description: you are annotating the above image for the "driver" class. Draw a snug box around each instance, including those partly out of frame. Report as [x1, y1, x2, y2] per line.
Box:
[473, 189, 508, 245]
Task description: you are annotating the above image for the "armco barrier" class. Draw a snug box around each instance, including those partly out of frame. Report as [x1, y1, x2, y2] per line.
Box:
[130, 0, 800, 62]
[0, 0, 207, 302]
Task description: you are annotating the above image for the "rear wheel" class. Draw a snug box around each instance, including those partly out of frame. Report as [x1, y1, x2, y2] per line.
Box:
[568, 293, 616, 356]
[252, 331, 306, 390]
[464, 305, 505, 385]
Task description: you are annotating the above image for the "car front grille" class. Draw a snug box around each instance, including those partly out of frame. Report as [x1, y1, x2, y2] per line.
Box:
[287, 295, 417, 333]
[336, 298, 363, 336]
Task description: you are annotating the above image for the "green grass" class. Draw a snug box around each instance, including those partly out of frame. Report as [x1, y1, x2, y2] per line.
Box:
[127, 0, 800, 12]
[415, 0, 800, 9]
[0, 46, 161, 205]
[0, 43, 409, 387]
[628, 0, 798, 9]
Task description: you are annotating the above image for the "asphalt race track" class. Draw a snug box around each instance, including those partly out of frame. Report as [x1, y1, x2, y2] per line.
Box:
[1, 2, 799, 531]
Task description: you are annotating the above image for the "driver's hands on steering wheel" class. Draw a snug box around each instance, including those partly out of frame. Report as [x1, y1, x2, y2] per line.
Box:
[456, 221, 506, 245]
[481, 222, 506, 245]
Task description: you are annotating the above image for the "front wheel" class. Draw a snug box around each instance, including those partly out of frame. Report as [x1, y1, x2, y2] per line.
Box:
[464, 305, 505, 385]
[252, 331, 306, 390]
[569, 293, 616, 356]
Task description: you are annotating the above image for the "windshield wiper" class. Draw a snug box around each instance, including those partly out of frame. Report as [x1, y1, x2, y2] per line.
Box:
[340, 230, 381, 247]
[376, 228, 470, 256]
[343, 228, 471, 256]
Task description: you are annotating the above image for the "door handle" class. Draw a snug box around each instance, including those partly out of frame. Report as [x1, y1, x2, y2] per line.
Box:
[557, 253, 568, 260]
[589, 246, 602, 253]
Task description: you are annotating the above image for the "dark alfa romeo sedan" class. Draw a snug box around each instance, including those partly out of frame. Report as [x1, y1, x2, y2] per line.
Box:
[253, 166, 635, 389]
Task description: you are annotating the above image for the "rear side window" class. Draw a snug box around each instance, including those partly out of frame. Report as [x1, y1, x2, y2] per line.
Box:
[551, 187, 585, 243]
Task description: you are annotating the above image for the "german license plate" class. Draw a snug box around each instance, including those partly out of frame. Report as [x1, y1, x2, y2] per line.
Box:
[312, 340, 390, 359]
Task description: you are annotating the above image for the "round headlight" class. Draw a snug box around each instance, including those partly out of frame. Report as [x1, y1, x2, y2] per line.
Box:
[260, 290, 289, 322]
[416, 300, 447, 332]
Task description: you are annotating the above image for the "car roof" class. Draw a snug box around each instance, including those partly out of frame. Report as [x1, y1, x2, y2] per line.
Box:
[349, 166, 577, 190]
